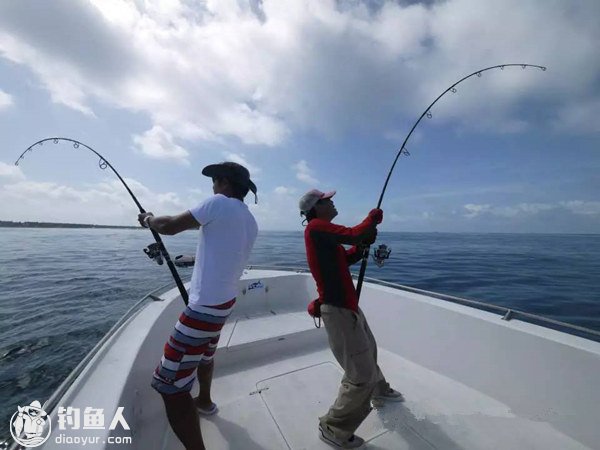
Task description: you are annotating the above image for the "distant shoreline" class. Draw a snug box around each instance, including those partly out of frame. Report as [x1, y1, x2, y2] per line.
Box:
[0, 221, 597, 235]
[0, 221, 140, 230]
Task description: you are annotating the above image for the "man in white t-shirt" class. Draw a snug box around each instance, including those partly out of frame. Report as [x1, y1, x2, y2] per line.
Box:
[138, 162, 258, 450]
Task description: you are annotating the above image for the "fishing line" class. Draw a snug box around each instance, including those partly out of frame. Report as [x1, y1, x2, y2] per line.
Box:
[356, 63, 547, 299]
[15, 137, 189, 304]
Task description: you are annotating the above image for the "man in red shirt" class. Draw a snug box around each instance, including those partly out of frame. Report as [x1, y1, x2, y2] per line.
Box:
[300, 189, 403, 449]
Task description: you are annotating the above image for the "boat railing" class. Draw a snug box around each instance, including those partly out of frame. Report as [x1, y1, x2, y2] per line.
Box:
[244, 264, 600, 343]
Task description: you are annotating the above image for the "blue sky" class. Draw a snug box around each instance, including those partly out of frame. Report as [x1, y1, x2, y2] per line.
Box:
[0, 0, 598, 232]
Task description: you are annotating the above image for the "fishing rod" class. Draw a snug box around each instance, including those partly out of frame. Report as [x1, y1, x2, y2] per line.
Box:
[15, 137, 189, 305]
[356, 63, 547, 299]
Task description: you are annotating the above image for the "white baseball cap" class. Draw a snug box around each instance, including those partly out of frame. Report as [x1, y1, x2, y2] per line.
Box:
[299, 189, 336, 215]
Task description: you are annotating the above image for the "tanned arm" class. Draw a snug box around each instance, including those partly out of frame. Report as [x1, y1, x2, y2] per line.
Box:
[138, 211, 200, 236]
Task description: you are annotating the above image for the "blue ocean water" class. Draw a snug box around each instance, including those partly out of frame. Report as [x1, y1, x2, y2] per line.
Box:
[1, 229, 599, 440]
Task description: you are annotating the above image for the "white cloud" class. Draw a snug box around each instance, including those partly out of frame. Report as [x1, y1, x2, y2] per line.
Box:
[250, 184, 301, 230]
[464, 202, 555, 218]
[132, 126, 190, 164]
[399, 184, 524, 202]
[0, 88, 13, 109]
[0, 177, 187, 225]
[515, 203, 554, 215]
[560, 200, 600, 216]
[293, 160, 319, 185]
[0, 32, 95, 115]
[274, 186, 295, 195]
[0, 0, 597, 151]
[188, 188, 203, 196]
[3, 181, 86, 202]
[463, 203, 492, 218]
[0, 161, 24, 180]
[222, 152, 261, 176]
[464, 201, 600, 219]
[553, 98, 600, 134]
[488, 203, 554, 218]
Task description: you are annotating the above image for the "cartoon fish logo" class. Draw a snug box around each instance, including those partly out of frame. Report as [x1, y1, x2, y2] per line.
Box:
[10, 400, 51, 447]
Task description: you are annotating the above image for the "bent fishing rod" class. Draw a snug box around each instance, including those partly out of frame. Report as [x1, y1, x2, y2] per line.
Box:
[356, 63, 547, 299]
[15, 137, 189, 305]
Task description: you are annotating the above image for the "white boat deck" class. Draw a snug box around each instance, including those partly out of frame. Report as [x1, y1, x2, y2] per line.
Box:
[159, 312, 591, 450]
[34, 269, 600, 450]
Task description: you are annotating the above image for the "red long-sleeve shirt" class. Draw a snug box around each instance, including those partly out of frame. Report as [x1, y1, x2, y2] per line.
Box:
[304, 216, 376, 312]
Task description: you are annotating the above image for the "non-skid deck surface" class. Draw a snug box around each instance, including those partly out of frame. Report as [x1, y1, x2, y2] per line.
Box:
[163, 346, 590, 450]
[256, 362, 432, 449]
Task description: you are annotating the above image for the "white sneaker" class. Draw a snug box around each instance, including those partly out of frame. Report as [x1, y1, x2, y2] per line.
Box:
[318, 424, 365, 449]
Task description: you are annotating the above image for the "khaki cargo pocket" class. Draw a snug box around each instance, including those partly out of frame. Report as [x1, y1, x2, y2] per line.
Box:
[346, 347, 376, 385]
[345, 318, 376, 384]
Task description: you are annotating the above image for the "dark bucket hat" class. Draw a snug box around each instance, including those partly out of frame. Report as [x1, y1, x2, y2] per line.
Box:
[202, 161, 257, 203]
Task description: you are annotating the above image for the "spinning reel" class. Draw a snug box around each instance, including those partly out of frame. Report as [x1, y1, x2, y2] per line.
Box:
[372, 244, 391, 268]
[144, 242, 164, 265]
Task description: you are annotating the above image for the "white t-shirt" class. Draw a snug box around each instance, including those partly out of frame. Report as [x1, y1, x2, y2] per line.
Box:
[188, 194, 258, 307]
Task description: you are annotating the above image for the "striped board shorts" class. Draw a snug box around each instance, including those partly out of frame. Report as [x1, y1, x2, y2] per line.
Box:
[151, 298, 236, 395]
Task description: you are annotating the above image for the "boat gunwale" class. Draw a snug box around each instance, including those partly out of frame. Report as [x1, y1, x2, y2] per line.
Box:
[7, 280, 178, 450]
[246, 265, 600, 342]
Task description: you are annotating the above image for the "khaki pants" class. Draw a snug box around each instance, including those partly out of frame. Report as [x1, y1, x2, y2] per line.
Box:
[319, 304, 389, 440]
